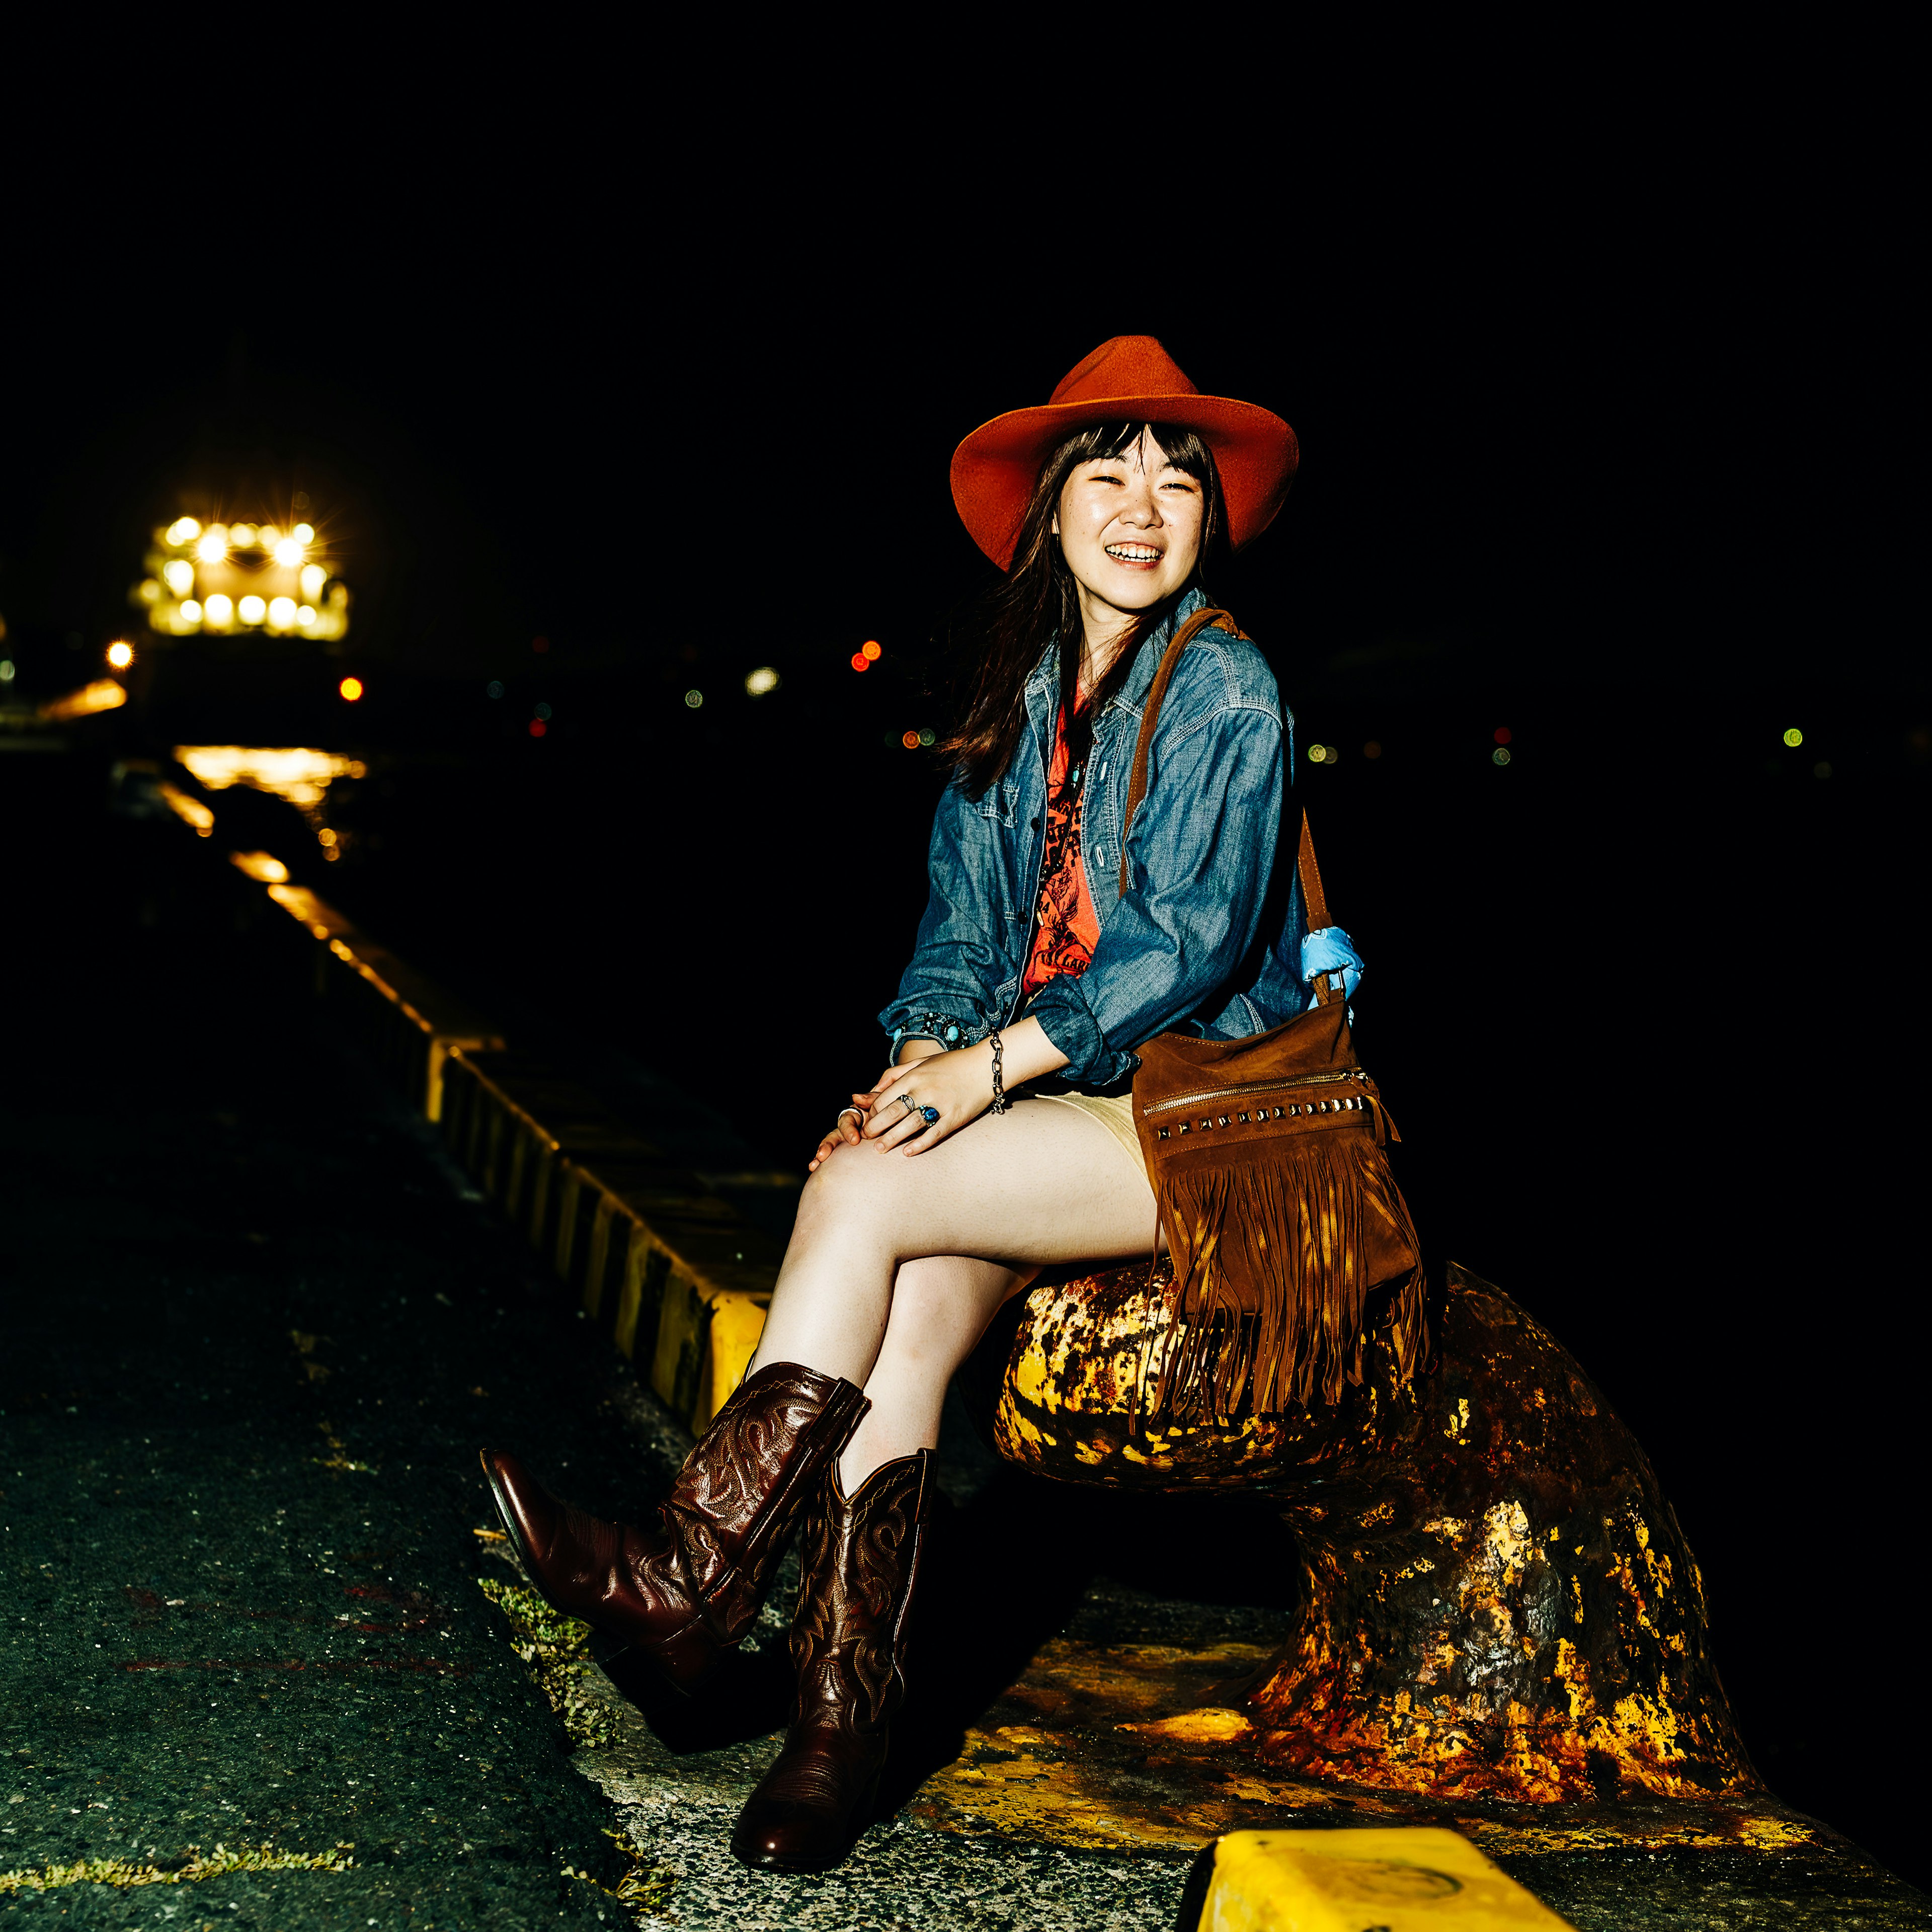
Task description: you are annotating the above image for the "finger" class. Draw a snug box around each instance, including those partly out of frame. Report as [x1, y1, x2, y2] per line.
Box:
[861, 1089, 915, 1139]
[899, 1115, 950, 1156]
[885, 1101, 939, 1150]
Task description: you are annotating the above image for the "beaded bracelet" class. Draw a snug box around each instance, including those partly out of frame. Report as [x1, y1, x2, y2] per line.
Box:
[988, 1028, 1009, 1114]
[896, 1012, 985, 1053]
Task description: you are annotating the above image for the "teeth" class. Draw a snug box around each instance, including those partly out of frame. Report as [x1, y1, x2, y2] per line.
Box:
[1106, 545, 1160, 561]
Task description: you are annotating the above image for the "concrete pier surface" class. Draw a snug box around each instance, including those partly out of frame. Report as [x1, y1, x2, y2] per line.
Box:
[4, 803, 1926, 1930]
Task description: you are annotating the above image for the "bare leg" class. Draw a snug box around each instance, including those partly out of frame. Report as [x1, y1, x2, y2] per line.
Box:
[836, 1256, 1031, 1489]
[747, 1096, 1158, 1485]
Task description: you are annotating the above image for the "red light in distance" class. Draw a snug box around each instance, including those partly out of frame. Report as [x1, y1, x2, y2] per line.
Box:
[850, 653, 869, 672]
[861, 640, 882, 662]
[529, 718, 547, 738]
[1493, 726, 1511, 745]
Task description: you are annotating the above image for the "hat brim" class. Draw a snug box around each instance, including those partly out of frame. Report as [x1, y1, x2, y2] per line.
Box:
[950, 392, 1298, 570]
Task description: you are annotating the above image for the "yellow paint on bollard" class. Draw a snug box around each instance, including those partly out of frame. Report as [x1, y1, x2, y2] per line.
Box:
[1196, 1828, 1574, 1931]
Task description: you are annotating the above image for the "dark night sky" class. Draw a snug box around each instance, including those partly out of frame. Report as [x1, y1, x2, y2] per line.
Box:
[3, 128, 1915, 704]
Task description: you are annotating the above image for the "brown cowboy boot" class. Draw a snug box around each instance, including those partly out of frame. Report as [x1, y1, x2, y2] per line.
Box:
[480, 1361, 867, 1694]
[729, 1447, 934, 1872]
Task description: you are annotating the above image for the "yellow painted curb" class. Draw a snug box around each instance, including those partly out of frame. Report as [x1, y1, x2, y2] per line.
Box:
[1192, 1828, 1574, 1930]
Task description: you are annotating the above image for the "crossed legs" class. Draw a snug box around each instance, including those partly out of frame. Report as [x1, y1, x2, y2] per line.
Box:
[747, 1094, 1161, 1489]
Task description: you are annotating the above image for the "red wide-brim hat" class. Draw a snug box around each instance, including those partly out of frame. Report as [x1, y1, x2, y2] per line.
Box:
[950, 335, 1298, 571]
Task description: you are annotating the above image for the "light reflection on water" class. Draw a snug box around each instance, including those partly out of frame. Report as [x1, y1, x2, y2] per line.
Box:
[174, 746, 365, 856]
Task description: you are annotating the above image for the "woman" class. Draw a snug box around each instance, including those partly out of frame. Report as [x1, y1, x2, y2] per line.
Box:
[482, 335, 1306, 1873]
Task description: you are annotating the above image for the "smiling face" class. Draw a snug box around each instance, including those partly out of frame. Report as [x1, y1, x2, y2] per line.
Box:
[1052, 428, 1206, 626]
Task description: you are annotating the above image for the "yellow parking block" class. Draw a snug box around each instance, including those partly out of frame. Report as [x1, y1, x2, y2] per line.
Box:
[1192, 1828, 1573, 1931]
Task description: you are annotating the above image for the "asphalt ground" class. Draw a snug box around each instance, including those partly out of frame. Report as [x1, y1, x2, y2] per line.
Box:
[0, 808, 654, 1928]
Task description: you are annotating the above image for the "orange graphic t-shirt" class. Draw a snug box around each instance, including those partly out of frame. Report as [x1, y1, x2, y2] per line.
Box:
[1022, 703, 1100, 996]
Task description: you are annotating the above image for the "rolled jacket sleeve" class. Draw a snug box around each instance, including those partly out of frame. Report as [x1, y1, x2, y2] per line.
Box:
[878, 774, 1019, 1052]
[1028, 704, 1284, 1086]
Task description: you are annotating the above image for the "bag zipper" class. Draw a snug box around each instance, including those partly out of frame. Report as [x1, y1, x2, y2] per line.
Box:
[1143, 1068, 1366, 1117]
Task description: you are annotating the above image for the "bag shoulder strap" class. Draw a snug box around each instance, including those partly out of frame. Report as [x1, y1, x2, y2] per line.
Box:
[1114, 607, 1344, 1003]
[1115, 605, 1245, 897]
[1295, 809, 1344, 1003]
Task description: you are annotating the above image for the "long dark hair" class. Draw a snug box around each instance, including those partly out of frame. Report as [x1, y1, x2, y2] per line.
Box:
[942, 421, 1228, 794]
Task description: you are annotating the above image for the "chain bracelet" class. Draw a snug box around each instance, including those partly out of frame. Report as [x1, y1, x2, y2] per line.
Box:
[988, 1027, 1009, 1114]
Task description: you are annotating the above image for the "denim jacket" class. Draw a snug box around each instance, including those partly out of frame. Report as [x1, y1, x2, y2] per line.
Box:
[881, 588, 1365, 1088]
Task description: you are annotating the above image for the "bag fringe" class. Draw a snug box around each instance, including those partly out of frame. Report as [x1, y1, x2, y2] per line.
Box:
[1142, 1133, 1428, 1425]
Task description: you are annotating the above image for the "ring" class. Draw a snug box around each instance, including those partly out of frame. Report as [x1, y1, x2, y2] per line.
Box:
[836, 1107, 862, 1123]
[898, 1094, 918, 1115]
[918, 1105, 940, 1125]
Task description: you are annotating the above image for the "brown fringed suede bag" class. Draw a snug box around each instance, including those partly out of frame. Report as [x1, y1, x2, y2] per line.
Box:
[1122, 607, 1429, 1425]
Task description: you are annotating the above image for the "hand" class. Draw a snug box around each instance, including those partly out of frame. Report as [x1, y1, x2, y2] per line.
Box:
[806, 1046, 947, 1172]
[809, 1100, 870, 1173]
[861, 1044, 996, 1156]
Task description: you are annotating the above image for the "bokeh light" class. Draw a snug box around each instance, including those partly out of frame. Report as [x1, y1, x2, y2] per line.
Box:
[273, 537, 304, 567]
[267, 598, 297, 629]
[1492, 746, 1512, 766]
[166, 517, 201, 546]
[919, 728, 935, 747]
[299, 564, 327, 600]
[1813, 760, 1832, 779]
[534, 702, 553, 721]
[105, 641, 134, 671]
[684, 690, 703, 709]
[1363, 741, 1383, 760]
[902, 730, 921, 749]
[203, 594, 234, 626]
[293, 522, 315, 544]
[529, 718, 548, 738]
[1493, 726, 1512, 745]
[1783, 727, 1803, 748]
[163, 559, 194, 595]
[745, 666, 780, 696]
[230, 524, 258, 547]
[181, 600, 203, 624]
[487, 680, 504, 699]
[196, 530, 229, 564]
[850, 653, 870, 672]
[237, 595, 268, 625]
[861, 640, 882, 662]
[339, 676, 365, 702]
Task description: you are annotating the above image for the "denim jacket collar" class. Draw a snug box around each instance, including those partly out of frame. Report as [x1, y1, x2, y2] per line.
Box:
[1020, 584, 1209, 764]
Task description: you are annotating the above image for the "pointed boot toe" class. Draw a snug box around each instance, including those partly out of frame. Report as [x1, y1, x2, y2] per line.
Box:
[729, 1792, 864, 1873]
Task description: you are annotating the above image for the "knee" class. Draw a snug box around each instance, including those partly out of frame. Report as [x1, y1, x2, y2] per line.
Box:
[795, 1134, 906, 1231]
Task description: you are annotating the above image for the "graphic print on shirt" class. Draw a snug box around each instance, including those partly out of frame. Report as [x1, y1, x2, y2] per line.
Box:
[1022, 703, 1101, 996]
